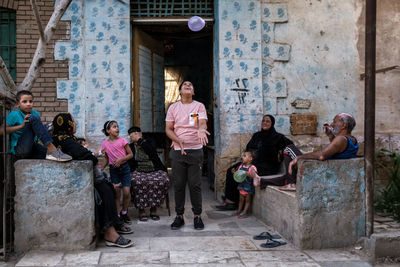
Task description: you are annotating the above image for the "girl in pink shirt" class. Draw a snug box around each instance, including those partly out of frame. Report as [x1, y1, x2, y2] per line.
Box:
[101, 120, 133, 224]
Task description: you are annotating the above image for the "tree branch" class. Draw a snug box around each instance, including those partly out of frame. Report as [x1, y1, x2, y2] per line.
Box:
[0, 56, 17, 97]
[18, 0, 72, 91]
[30, 0, 45, 42]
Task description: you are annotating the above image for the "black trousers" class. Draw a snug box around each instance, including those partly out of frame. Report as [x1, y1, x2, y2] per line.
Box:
[170, 149, 203, 215]
[94, 181, 123, 233]
[260, 144, 303, 188]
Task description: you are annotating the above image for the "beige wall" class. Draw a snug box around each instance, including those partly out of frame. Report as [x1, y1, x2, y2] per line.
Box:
[355, 0, 400, 151]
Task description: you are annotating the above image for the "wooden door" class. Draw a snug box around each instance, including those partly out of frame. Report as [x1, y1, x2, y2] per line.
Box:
[132, 28, 165, 132]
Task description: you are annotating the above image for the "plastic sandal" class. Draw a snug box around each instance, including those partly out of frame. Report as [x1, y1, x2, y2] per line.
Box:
[116, 225, 134, 234]
[231, 211, 240, 216]
[105, 236, 134, 248]
[253, 231, 281, 240]
[150, 214, 160, 221]
[139, 215, 148, 222]
[238, 213, 248, 219]
[260, 239, 287, 248]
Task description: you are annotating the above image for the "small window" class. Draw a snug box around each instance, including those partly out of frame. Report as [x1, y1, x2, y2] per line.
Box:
[0, 8, 17, 81]
[131, 0, 213, 18]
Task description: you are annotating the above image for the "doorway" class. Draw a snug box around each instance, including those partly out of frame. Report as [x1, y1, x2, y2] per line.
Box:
[131, 23, 214, 170]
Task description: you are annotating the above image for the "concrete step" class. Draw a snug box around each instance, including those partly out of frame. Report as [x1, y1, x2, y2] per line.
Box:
[363, 231, 400, 258]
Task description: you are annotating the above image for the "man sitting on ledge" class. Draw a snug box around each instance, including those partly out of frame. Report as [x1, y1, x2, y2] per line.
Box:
[288, 113, 359, 188]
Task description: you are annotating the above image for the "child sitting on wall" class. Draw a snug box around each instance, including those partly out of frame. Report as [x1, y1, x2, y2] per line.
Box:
[4, 90, 72, 162]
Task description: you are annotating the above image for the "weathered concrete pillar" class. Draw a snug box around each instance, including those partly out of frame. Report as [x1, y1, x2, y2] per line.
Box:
[14, 160, 95, 252]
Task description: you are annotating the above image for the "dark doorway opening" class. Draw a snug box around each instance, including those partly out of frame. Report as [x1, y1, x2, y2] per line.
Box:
[131, 23, 214, 186]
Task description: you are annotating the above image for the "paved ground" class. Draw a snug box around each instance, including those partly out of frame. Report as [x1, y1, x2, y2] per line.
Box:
[2, 177, 391, 266]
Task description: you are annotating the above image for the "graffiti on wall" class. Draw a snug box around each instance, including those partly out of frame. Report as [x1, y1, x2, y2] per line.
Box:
[218, 0, 291, 135]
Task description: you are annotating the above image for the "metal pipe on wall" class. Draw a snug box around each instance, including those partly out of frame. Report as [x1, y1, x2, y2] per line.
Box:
[364, 0, 376, 238]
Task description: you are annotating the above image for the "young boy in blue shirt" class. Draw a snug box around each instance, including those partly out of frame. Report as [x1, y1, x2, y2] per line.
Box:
[5, 90, 72, 161]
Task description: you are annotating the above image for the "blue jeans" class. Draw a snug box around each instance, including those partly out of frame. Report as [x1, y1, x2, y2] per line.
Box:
[14, 115, 53, 159]
[109, 163, 131, 187]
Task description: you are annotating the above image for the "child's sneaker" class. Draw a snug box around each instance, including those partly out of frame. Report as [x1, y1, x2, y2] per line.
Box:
[46, 148, 72, 162]
[120, 211, 132, 224]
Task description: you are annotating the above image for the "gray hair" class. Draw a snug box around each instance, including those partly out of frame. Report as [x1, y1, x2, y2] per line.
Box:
[337, 113, 356, 133]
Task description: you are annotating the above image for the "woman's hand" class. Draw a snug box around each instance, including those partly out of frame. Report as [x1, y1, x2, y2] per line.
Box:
[288, 157, 298, 175]
[197, 129, 210, 146]
[178, 139, 187, 155]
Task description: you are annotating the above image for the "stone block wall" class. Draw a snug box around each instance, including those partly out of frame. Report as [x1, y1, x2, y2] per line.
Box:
[14, 160, 95, 252]
[297, 158, 366, 249]
[14, 0, 69, 123]
[253, 158, 366, 249]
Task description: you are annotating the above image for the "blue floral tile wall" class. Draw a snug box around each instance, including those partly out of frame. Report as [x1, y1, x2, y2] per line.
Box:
[218, 0, 263, 135]
[55, 0, 131, 142]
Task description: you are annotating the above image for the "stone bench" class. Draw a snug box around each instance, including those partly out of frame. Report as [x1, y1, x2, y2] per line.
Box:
[14, 160, 95, 252]
[252, 158, 365, 249]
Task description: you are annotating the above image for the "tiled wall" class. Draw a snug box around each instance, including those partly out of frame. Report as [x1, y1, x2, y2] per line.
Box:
[215, 0, 291, 157]
[54, 0, 131, 141]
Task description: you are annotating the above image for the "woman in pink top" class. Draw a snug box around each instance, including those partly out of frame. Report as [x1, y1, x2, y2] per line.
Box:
[101, 120, 133, 224]
[166, 80, 210, 231]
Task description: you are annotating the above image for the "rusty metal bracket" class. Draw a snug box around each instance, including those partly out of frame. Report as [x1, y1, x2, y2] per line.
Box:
[360, 65, 399, 80]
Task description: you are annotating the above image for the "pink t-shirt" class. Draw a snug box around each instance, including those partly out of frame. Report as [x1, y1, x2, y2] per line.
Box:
[101, 137, 129, 165]
[166, 100, 208, 150]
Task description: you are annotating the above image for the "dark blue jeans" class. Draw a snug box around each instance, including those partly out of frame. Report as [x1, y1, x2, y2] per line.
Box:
[14, 115, 53, 160]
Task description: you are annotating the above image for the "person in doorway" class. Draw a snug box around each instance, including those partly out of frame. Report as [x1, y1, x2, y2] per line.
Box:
[166, 80, 210, 230]
[101, 120, 134, 224]
[288, 113, 358, 174]
[4, 90, 72, 161]
[52, 113, 133, 248]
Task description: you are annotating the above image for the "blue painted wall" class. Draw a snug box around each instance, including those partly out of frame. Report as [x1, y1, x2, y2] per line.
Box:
[54, 0, 131, 141]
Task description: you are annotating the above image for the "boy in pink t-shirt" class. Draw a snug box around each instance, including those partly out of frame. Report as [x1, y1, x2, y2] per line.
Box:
[101, 120, 133, 224]
[166, 81, 210, 231]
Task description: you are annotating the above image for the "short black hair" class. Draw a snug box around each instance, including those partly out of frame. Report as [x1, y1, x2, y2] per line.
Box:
[76, 137, 86, 145]
[245, 149, 257, 160]
[16, 90, 33, 102]
[128, 126, 141, 134]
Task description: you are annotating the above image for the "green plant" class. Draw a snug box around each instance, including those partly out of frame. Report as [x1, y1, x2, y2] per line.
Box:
[374, 149, 400, 221]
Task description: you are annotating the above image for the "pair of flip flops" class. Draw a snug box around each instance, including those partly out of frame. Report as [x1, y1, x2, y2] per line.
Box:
[253, 231, 287, 248]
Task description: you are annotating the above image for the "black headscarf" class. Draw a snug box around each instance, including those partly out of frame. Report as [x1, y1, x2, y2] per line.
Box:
[52, 113, 76, 145]
[51, 112, 98, 165]
[246, 115, 293, 175]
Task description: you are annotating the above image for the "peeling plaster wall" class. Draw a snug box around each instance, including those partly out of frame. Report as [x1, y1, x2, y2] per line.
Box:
[54, 0, 131, 143]
[355, 0, 400, 151]
[214, 0, 362, 191]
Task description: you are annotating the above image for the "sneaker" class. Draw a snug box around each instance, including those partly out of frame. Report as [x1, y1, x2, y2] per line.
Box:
[120, 211, 132, 224]
[105, 236, 134, 248]
[171, 215, 185, 230]
[194, 216, 204, 230]
[46, 148, 72, 162]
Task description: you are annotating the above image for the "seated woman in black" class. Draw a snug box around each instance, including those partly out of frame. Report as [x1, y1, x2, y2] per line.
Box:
[216, 114, 302, 210]
[52, 112, 133, 248]
[128, 127, 169, 221]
